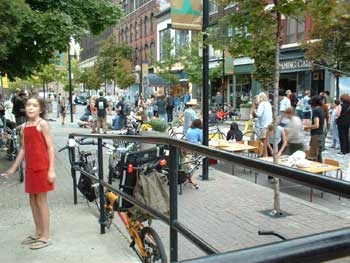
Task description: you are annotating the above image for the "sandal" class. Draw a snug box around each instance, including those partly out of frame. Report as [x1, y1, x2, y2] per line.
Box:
[29, 239, 52, 250]
[21, 235, 38, 244]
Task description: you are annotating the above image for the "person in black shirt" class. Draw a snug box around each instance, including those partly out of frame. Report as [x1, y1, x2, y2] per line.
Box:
[336, 93, 350, 155]
[94, 91, 108, 134]
[304, 96, 325, 162]
[13, 90, 27, 126]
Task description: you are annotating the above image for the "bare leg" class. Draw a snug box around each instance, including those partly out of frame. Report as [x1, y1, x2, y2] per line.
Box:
[35, 193, 50, 241]
[29, 194, 42, 238]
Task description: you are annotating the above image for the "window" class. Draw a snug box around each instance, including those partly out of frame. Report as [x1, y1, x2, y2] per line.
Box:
[144, 44, 149, 59]
[139, 18, 143, 38]
[121, 29, 124, 43]
[175, 30, 189, 56]
[159, 28, 171, 61]
[135, 21, 138, 39]
[144, 16, 148, 35]
[130, 23, 133, 42]
[150, 41, 155, 61]
[150, 13, 154, 33]
[209, 0, 218, 14]
[286, 16, 305, 43]
[125, 27, 128, 43]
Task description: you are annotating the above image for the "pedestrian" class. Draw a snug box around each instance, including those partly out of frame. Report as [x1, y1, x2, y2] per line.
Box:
[253, 92, 273, 157]
[59, 97, 67, 125]
[166, 94, 175, 123]
[186, 119, 203, 144]
[215, 91, 223, 107]
[94, 91, 108, 134]
[336, 93, 350, 155]
[301, 90, 312, 126]
[226, 121, 243, 141]
[116, 95, 127, 129]
[13, 90, 27, 126]
[279, 89, 291, 127]
[304, 96, 325, 162]
[266, 123, 288, 157]
[89, 95, 98, 133]
[320, 99, 330, 151]
[283, 107, 304, 154]
[5, 95, 56, 249]
[183, 99, 198, 136]
[330, 100, 340, 149]
[156, 95, 167, 122]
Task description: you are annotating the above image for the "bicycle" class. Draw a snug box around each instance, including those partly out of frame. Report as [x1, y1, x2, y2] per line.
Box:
[242, 118, 261, 141]
[104, 158, 168, 263]
[167, 121, 185, 140]
[5, 126, 24, 182]
[58, 137, 99, 206]
[208, 123, 227, 140]
[61, 139, 168, 262]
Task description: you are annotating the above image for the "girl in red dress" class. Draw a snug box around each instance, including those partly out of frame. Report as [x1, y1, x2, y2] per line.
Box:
[6, 95, 56, 250]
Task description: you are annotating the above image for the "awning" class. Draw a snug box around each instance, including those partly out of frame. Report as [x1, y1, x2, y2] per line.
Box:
[148, 73, 167, 86]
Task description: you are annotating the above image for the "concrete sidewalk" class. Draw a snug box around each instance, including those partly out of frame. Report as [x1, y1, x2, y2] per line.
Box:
[0, 108, 350, 262]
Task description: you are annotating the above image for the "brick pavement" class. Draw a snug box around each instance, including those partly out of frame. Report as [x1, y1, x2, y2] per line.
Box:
[0, 108, 349, 262]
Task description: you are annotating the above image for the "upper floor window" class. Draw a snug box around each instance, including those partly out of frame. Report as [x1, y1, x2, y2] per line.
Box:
[144, 16, 148, 35]
[130, 23, 133, 42]
[175, 30, 189, 56]
[209, 0, 218, 14]
[150, 41, 155, 61]
[139, 18, 143, 38]
[150, 13, 154, 33]
[159, 28, 171, 61]
[135, 21, 138, 39]
[286, 16, 305, 43]
[125, 27, 128, 43]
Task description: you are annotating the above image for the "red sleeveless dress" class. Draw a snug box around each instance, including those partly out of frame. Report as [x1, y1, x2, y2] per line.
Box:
[24, 120, 55, 193]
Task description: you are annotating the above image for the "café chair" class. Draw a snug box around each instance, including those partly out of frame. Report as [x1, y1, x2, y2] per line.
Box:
[323, 158, 342, 200]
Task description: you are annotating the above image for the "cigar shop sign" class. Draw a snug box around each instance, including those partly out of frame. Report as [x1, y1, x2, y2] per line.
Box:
[280, 59, 312, 72]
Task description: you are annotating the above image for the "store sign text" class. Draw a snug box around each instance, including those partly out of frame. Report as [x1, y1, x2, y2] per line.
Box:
[280, 60, 312, 70]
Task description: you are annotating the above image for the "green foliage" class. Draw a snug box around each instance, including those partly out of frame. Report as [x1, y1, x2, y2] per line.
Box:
[0, 0, 122, 79]
[211, 0, 308, 90]
[147, 119, 168, 132]
[239, 103, 252, 108]
[94, 38, 135, 89]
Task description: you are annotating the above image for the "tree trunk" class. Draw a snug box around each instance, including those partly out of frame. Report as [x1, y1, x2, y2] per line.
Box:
[272, 1, 282, 215]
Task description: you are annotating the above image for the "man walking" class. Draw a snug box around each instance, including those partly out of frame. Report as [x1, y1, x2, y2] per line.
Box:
[94, 91, 108, 134]
[166, 94, 175, 123]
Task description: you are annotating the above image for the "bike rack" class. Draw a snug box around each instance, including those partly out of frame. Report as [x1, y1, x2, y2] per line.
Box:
[68, 133, 350, 263]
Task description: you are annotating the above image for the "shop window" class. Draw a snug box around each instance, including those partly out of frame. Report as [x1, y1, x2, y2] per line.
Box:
[286, 16, 305, 43]
[159, 28, 171, 61]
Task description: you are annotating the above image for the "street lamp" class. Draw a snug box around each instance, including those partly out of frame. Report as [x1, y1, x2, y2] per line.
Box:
[68, 37, 80, 123]
[135, 64, 142, 95]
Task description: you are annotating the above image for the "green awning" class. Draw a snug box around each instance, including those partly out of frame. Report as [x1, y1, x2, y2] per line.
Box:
[234, 64, 255, 74]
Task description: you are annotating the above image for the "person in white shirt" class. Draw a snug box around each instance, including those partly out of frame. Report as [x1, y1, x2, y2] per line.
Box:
[253, 92, 272, 157]
[279, 89, 291, 127]
[301, 90, 312, 125]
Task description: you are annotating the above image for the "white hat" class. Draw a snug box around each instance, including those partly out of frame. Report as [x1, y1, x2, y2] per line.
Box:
[186, 99, 197, 105]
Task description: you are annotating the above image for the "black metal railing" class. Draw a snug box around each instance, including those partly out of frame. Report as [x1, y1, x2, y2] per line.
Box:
[68, 133, 350, 263]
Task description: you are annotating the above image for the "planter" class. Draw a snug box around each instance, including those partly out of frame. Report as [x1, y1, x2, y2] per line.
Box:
[240, 107, 251, 121]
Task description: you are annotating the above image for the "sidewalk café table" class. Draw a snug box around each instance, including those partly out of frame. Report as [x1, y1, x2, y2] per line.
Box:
[259, 156, 341, 202]
[209, 139, 257, 152]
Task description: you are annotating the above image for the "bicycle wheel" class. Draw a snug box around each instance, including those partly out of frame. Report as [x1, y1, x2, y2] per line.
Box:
[18, 161, 24, 183]
[141, 227, 167, 263]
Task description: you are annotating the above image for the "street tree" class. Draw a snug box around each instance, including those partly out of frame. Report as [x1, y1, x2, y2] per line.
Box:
[214, 0, 308, 215]
[0, 0, 122, 79]
[94, 38, 135, 90]
[303, 0, 350, 99]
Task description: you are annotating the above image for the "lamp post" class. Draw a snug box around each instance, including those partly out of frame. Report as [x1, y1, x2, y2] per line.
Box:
[68, 37, 80, 123]
[135, 64, 142, 95]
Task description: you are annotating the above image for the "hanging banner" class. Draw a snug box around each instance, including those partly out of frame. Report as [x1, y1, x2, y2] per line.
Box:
[224, 50, 234, 75]
[171, 0, 202, 31]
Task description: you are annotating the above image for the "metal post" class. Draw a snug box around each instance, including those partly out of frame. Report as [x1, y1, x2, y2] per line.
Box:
[169, 145, 179, 262]
[202, 0, 209, 180]
[68, 44, 74, 123]
[69, 135, 78, 204]
[97, 138, 106, 234]
[222, 50, 225, 107]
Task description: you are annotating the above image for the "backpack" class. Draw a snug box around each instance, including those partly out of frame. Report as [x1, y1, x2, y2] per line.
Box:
[77, 174, 97, 202]
[122, 103, 130, 116]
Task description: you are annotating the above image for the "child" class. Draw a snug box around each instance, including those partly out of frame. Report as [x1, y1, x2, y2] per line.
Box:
[5, 95, 56, 250]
